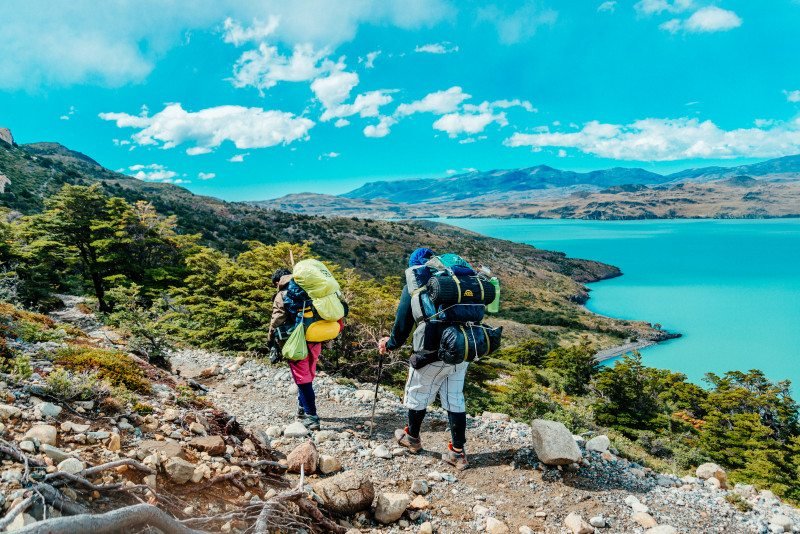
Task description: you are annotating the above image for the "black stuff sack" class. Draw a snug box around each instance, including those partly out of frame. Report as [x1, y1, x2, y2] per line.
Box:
[438, 324, 502, 365]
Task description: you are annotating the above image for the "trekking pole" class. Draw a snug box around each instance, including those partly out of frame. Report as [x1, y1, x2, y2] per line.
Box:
[368, 351, 385, 440]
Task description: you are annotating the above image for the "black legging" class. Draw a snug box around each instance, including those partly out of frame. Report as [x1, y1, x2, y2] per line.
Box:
[407, 409, 467, 449]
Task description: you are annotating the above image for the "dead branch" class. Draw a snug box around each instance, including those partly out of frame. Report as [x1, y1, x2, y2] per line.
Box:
[79, 458, 156, 477]
[11, 503, 206, 534]
[43, 472, 124, 492]
[28, 483, 88, 516]
[240, 459, 287, 471]
[0, 441, 45, 468]
[296, 498, 347, 534]
[0, 495, 35, 530]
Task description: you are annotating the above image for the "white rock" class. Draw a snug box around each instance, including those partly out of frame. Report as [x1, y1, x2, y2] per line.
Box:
[37, 402, 63, 419]
[481, 411, 511, 422]
[585, 435, 610, 453]
[519, 527, 534, 534]
[695, 462, 727, 487]
[770, 515, 793, 532]
[6, 512, 36, 530]
[57, 458, 86, 475]
[374, 492, 410, 524]
[632, 512, 657, 528]
[564, 512, 593, 534]
[164, 457, 196, 484]
[283, 422, 309, 438]
[372, 444, 392, 459]
[354, 389, 376, 402]
[473, 504, 489, 516]
[19, 440, 36, 453]
[646, 527, 677, 534]
[0, 404, 21, 420]
[419, 521, 434, 534]
[624, 495, 649, 514]
[411, 479, 429, 495]
[24, 424, 58, 446]
[266, 426, 283, 438]
[589, 516, 606, 528]
[530, 419, 582, 465]
[486, 517, 509, 534]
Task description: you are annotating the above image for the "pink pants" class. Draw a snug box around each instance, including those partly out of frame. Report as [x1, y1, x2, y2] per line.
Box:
[288, 342, 321, 385]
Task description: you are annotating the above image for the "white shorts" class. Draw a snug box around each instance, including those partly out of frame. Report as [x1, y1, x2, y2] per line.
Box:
[403, 361, 469, 413]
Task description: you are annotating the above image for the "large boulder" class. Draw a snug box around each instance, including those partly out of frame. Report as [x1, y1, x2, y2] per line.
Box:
[313, 471, 375, 515]
[286, 441, 319, 474]
[283, 421, 310, 438]
[374, 492, 411, 524]
[136, 439, 184, 460]
[530, 419, 582, 465]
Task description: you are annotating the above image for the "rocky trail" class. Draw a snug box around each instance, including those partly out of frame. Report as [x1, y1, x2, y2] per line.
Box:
[2, 296, 799, 533]
[172, 347, 800, 534]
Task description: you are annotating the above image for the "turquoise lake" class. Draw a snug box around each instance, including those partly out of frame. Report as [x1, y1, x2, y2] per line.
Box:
[439, 218, 800, 390]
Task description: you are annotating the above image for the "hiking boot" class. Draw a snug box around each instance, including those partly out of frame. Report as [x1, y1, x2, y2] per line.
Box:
[394, 427, 422, 454]
[295, 406, 306, 421]
[301, 415, 320, 431]
[442, 443, 469, 470]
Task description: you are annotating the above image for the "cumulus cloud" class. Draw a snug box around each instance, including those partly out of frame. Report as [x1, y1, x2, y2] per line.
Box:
[395, 87, 471, 116]
[318, 151, 340, 160]
[433, 111, 508, 138]
[0, 0, 452, 90]
[477, 1, 558, 45]
[654, 5, 741, 34]
[634, 0, 693, 16]
[786, 90, 800, 103]
[230, 42, 330, 93]
[228, 153, 249, 162]
[597, 1, 617, 13]
[363, 116, 398, 138]
[198, 172, 216, 180]
[505, 117, 800, 161]
[414, 42, 459, 54]
[100, 103, 314, 154]
[359, 50, 381, 68]
[684, 6, 741, 32]
[125, 163, 187, 183]
[59, 106, 76, 121]
[222, 16, 279, 46]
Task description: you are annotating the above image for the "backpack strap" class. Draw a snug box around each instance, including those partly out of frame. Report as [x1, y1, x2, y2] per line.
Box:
[451, 275, 462, 304]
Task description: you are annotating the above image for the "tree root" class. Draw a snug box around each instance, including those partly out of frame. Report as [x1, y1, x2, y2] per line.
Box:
[11, 503, 206, 534]
[0, 495, 35, 530]
[0, 441, 45, 468]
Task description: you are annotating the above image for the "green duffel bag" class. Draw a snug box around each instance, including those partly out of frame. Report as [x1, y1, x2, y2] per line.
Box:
[281, 323, 308, 361]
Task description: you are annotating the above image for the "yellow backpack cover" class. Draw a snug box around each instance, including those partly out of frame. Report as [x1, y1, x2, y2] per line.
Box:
[292, 259, 345, 321]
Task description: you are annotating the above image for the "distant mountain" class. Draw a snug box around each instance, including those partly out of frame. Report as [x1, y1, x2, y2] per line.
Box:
[344, 165, 668, 204]
[667, 154, 800, 182]
[259, 153, 800, 220]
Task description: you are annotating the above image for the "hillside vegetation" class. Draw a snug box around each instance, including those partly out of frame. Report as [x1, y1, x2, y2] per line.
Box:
[2, 137, 800, 507]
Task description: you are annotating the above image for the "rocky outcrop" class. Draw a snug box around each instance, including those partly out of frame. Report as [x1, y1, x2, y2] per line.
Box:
[530, 419, 582, 465]
[0, 127, 13, 146]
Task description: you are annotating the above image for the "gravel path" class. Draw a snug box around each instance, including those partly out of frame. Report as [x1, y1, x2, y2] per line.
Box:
[172, 348, 800, 534]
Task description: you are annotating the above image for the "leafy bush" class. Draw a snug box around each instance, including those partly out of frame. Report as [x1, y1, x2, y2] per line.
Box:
[44, 368, 101, 401]
[54, 347, 150, 393]
[106, 284, 174, 369]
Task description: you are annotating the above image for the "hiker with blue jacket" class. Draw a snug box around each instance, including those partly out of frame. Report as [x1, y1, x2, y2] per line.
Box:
[378, 248, 502, 470]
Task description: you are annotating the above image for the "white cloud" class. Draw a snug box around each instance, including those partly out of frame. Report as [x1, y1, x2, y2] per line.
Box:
[597, 1, 617, 13]
[228, 153, 249, 162]
[334, 118, 350, 128]
[318, 151, 340, 160]
[359, 50, 381, 68]
[126, 163, 181, 183]
[634, 0, 693, 16]
[222, 16, 279, 46]
[100, 103, 314, 154]
[477, 2, 558, 45]
[505, 117, 800, 161]
[230, 42, 329, 93]
[198, 172, 216, 180]
[557, 149, 567, 157]
[785, 90, 800, 103]
[59, 106, 76, 121]
[395, 86, 471, 116]
[446, 169, 457, 175]
[659, 18, 683, 33]
[0, 0, 452, 90]
[112, 138, 131, 146]
[684, 6, 741, 32]
[363, 116, 397, 138]
[322, 90, 396, 121]
[414, 42, 459, 54]
[310, 63, 360, 112]
[433, 111, 508, 138]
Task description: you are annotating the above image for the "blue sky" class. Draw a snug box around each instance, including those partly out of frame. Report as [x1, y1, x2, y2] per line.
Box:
[1, 0, 799, 201]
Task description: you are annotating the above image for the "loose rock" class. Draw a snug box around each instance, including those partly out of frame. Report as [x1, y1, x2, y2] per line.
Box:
[374, 492, 411, 524]
[312, 471, 375, 515]
[530, 419, 582, 465]
[286, 441, 319, 474]
[564, 512, 593, 534]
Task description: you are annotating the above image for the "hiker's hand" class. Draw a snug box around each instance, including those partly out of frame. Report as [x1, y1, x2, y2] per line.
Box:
[378, 337, 390, 355]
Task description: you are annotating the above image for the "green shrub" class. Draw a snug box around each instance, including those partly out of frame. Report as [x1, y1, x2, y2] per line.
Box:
[44, 368, 100, 401]
[54, 347, 150, 393]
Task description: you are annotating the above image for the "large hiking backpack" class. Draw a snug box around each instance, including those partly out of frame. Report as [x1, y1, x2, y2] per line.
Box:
[290, 259, 347, 343]
[407, 253, 502, 366]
